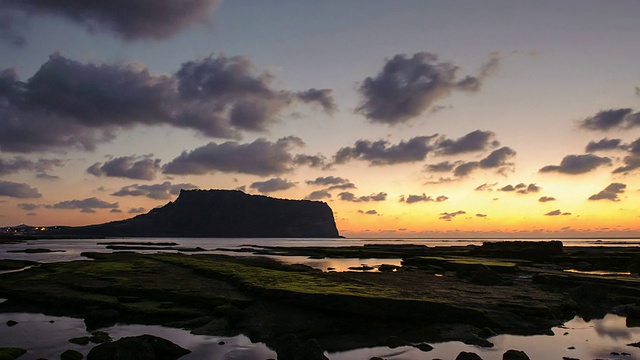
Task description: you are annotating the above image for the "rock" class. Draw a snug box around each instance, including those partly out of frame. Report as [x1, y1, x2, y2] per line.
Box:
[117, 296, 140, 303]
[385, 336, 408, 348]
[628, 342, 640, 348]
[61, 349, 83, 360]
[89, 331, 112, 344]
[0, 348, 27, 360]
[84, 309, 120, 330]
[378, 264, 398, 272]
[69, 337, 90, 345]
[213, 304, 244, 324]
[87, 334, 190, 360]
[348, 265, 374, 271]
[456, 352, 484, 360]
[413, 342, 434, 352]
[5, 320, 17, 327]
[465, 265, 503, 286]
[274, 334, 328, 360]
[190, 318, 228, 336]
[502, 349, 530, 360]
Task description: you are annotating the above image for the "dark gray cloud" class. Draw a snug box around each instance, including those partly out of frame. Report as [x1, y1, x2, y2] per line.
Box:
[111, 182, 198, 200]
[0, 157, 64, 176]
[128, 207, 146, 214]
[306, 176, 349, 186]
[164, 137, 311, 176]
[110, 209, 123, 214]
[0, 180, 41, 198]
[498, 183, 541, 194]
[45, 197, 118, 213]
[579, 108, 640, 131]
[425, 161, 459, 173]
[613, 139, 640, 174]
[334, 135, 437, 165]
[545, 209, 572, 216]
[293, 154, 327, 169]
[297, 89, 337, 114]
[87, 155, 161, 180]
[356, 52, 498, 124]
[400, 194, 448, 204]
[436, 130, 499, 155]
[2, 0, 220, 41]
[538, 196, 556, 202]
[357, 209, 378, 215]
[0, 12, 26, 46]
[453, 147, 516, 177]
[305, 190, 332, 201]
[476, 213, 487, 218]
[475, 183, 497, 191]
[0, 54, 333, 153]
[439, 210, 466, 221]
[338, 192, 387, 202]
[17, 203, 39, 211]
[539, 154, 611, 175]
[588, 183, 626, 202]
[585, 138, 623, 153]
[249, 178, 296, 193]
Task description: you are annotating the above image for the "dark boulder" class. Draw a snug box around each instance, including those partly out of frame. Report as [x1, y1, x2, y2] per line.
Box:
[87, 334, 190, 360]
[5, 320, 17, 327]
[69, 337, 90, 345]
[456, 352, 484, 360]
[503, 349, 530, 360]
[61, 349, 83, 360]
[84, 309, 120, 330]
[274, 334, 328, 360]
[0, 348, 26, 360]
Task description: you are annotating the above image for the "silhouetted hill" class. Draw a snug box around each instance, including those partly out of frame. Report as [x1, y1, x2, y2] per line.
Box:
[58, 190, 340, 238]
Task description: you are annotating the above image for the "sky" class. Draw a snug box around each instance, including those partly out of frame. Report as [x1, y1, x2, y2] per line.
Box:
[1, 1, 640, 238]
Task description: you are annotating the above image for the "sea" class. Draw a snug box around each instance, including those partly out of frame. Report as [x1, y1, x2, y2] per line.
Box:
[1, 237, 640, 359]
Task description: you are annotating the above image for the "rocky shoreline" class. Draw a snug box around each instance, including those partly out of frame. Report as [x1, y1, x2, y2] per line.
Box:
[1, 241, 639, 359]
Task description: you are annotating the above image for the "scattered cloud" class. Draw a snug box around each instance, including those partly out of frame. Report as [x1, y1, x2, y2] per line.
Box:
[305, 190, 332, 200]
[545, 209, 572, 216]
[439, 210, 466, 221]
[538, 196, 556, 202]
[87, 155, 161, 180]
[498, 183, 541, 194]
[578, 108, 640, 131]
[128, 207, 146, 214]
[436, 130, 499, 155]
[338, 192, 387, 202]
[475, 183, 498, 191]
[356, 52, 499, 124]
[164, 137, 311, 176]
[613, 138, 640, 174]
[539, 154, 611, 175]
[399, 194, 448, 204]
[588, 183, 626, 202]
[425, 161, 459, 173]
[0, 157, 64, 176]
[0, 54, 332, 153]
[453, 147, 516, 177]
[585, 138, 623, 153]
[0, 12, 26, 47]
[111, 182, 197, 200]
[0, 181, 41, 198]
[357, 209, 378, 215]
[17, 203, 39, 211]
[45, 197, 119, 213]
[306, 176, 350, 186]
[476, 213, 487, 218]
[3, 0, 221, 41]
[333, 135, 437, 165]
[249, 178, 296, 193]
[110, 209, 123, 214]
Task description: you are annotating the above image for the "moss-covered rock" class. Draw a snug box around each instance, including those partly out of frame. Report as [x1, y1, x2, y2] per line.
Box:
[0, 348, 26, 360]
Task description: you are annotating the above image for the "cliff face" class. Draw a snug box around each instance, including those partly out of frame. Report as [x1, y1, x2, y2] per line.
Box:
[71, 190, 340, 238]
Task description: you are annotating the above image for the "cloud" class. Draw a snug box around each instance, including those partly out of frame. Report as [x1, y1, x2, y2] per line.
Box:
[111, 182, 198, 200]
[545, 209, 572, 216]
[306, 176, 349, 186]
[436, 130, 499, 155]
[0, 12, 26, 46]
[0, 54, 333, 153]
[338, 192, 387, 202]
[357, 209, 378, 215]
[578, 108, 640, 131]
[0, 157, 64, 176]
[399, 194, 448, 204]
[293, 154, 328, 169]
[439, 210, 466, 221]
[45, 197, 119, 213]
[333, 135, 438, 165]
[164, 137, 312, 176]
[538, 196, 556, 202]
[585, 138, 623, 153]
[297, 89, 337, 114]
[613, 138, 640, 174]
[110, 209, 123, 214]
[588, 183, 626, 202]
[128, 207, 146, 214]
[305, 190, 332, 200]
[356, 52, 498, 124]
[2, 0, 220, 41]
[475, 183, 497, 191]
[425, 161, 459, 173]
[249, 178, 296, 193]
[87, 155, 161, 180]
[498, 183, 541, 194]
[0, 181, 41, 198]
[476, 213, 487, 218]
[453, 147, 516, 177]
[17, 203, 39, 211]
[539, 154, 611, 175]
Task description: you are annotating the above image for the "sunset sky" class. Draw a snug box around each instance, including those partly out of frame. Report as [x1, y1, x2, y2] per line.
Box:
[1, 1, 640, 238]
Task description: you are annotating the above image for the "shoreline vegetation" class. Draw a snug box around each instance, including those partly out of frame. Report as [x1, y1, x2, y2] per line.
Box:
[1, 240, 640, 359]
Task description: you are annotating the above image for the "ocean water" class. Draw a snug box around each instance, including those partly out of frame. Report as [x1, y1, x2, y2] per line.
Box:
[1, 237, 640, 358]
